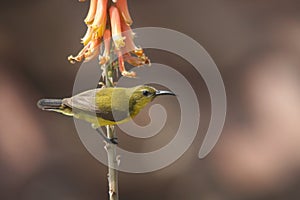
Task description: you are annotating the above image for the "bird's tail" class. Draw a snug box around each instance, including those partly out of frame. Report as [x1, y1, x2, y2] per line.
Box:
[37, 99, 63, 111]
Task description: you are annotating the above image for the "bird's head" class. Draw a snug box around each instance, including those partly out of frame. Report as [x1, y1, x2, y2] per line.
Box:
[128, 85, 175, 116]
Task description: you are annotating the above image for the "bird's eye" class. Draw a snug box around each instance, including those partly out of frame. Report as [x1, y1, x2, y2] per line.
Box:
[142, 90, 150, 96]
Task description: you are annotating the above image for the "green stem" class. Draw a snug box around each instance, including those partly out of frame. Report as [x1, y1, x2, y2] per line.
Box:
[104, 55, 119, 200]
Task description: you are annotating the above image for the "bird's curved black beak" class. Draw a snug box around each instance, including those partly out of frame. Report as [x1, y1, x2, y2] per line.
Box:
[155, 90, 176, 96]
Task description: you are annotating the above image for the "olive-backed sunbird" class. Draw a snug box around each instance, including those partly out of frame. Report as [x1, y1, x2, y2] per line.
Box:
[37, 85, 175, 128]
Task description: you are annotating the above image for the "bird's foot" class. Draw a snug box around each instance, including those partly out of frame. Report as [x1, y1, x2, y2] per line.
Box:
[109, 137, 118, 145]
[98, 81, 105, 88]
[95, 127, 118, 145]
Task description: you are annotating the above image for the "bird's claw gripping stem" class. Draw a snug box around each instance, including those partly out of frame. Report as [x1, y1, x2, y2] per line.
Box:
[95, 127, 118, 145]
[110, 137, 118, 144]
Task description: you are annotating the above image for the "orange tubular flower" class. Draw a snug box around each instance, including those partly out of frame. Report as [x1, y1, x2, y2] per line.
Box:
[110, 6, 125, 50]
[118, 51, 136, 77]
[70, 0, 149, 77]
[84, 37, 101, 62]
[99, 29, 111, 65]
[92, 0, 108, 39]
[81, 25, 93, 46]
[120, 19, 150, 67]
[123, 53, 150, 67]
[68, 37, 101, 64]
[84, 0, 98, 25]
[116, 0, 133, 26]
[120, 19, 136, 52]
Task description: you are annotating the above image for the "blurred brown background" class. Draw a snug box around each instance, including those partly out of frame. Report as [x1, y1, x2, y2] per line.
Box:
[1, 0, 300, 199]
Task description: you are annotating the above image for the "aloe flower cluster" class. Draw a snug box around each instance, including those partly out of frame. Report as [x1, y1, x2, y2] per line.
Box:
[68, 0, 150, 77]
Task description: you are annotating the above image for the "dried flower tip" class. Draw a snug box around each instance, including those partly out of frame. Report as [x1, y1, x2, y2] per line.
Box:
[133, 48, 144, 57]
[68, 55, 82, 64]
[122, 71, 136, 78]
[84, 0, 98, 25]
[110, 6, 125, 49]
[116, 0, 133, 26]
[68, 42, 91, 64]
[124, 53, 150, 67]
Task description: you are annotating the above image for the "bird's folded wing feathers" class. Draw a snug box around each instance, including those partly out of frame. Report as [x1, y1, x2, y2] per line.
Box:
[64, 89, 102, 113]
[62, 89, 129, 122]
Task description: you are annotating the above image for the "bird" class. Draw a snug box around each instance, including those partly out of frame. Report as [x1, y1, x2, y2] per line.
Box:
[37, 85, 175, 144]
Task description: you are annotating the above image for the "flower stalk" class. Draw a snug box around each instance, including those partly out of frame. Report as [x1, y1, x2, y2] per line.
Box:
[68, 0, 151, 199]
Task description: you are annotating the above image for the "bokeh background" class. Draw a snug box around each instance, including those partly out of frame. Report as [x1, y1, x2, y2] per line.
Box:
[1, 0, 300, 199]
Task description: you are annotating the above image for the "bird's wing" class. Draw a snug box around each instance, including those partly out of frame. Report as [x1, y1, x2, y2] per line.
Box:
[63, 89, 129, 122]
[64, 89, 100, 112]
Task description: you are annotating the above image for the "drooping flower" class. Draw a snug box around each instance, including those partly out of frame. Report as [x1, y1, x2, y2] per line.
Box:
[91, 0, 108, 39]
[117, 51, 136, 78]
[84, 0, 97, 25]
[120, 19, 150, 67]
[110, 6, 125, 50]
[116, 0, 133, 26]
[69, 0, 150, 78]
[99, 29, 111, 65]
